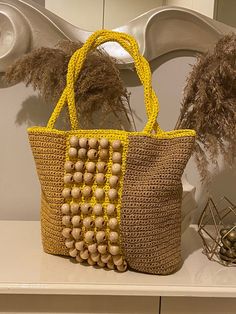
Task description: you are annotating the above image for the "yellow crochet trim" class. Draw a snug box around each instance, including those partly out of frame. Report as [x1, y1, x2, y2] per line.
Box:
[47, 30, 161, 134]
[28, 127, 196, 139]
[42, 29, 196, 139]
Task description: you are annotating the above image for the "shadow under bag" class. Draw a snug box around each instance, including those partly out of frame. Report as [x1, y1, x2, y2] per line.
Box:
[28, 30, 196, 274]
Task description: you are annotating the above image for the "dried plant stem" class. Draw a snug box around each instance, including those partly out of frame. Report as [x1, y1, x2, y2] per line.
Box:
[177, 34, 236, 182]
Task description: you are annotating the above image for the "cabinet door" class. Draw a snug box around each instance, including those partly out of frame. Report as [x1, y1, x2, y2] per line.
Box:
[0, 295, 160, 314]
[161, 297, 236, 314]
[166, 0, 215, 18]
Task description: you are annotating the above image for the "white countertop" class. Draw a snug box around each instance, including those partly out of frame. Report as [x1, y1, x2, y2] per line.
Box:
[0, 221, 235, 297]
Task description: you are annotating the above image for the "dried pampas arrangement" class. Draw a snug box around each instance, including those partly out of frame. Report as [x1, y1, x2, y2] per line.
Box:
[5, 40, 131, 129]
[176, 34, 236, 182]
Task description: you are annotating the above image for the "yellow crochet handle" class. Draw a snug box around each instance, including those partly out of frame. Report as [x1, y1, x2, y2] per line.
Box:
[47, 30, 161, 134]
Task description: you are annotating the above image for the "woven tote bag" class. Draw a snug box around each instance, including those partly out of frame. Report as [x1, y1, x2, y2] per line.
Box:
[28, 30, 195, 274]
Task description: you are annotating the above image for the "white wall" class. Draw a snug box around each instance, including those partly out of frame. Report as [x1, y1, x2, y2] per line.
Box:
[45, 0, 215, 30]
[45, 0, 104, 31]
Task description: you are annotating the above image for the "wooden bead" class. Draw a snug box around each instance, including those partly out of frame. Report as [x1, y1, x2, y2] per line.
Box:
[68, 147, 77, 158]
[84, 173, 94, 185]
[112, 140, 121, 151]
[95, 173, 106, 185]
[62, 228, 71, 239]
[65, 239, 74, 249]
[227, 230, 236, 242]
[100, 149, 109, 161]
[107, 259, 115, 270]
[70, 203, 80, 215]
[111, 163, 121, 175]
[98, 244, 107, 254]
[113, 255, 123, 266]
[108, 188, 118, 201]
[220, 229, 228, 237]
[93, 204, 103, 216]
[112, 152, 122, 163]
[80, 249, 89, 260]
[71, 228, 82, 240]
[62, 188, 71, 199]
[62, 215, 71, 227]
[71, 187, 81, 199]
[87, 257, 96, 266]
[75, 255, 83, 263]
[75, 160, 84, 172]
[109, 245, 120, 256]
[84, 231, 95, 243]
[78, 148, 87, 159]
[109, 175, 119, 187]
[73, 172, 83, 184]
[99, 138, 109, 149]
[220, 246, 227, 256]
[95, 217, 106, 229]
[101, 253, 112, 264]
[117, 261, 127, 272]
[64, 160, 74, 172]
[106, 204, 116, 216]
[81, 203, 92, 215]
[82, 186, 92, 198]
[79, 137, 87, 148]
[219, 252, 232, 262]
[90, 252, 100, 262]
[88, 138, 98, 149]
[222, 238, 232, 248]
[86, 161, 96, 173]
[97, 162, 107, 173]
[71, 215, 81, 227]
[69, 248, 78, 257]
[225, 248, 236, 259]
[96, 231, 106, 243]
[94, 188, 105, 201]
[108, 218, 118, 230]
[61, 203, 70, 215]
[87, 149, 98, 160]
[75, 240, 85, 251]
[88, 243, 97, 254]
[64, 173, 73, 184]
[109, 231, 119, 243]
[97, 259, 105, 268]
[69, 135, 79, 147]
[83, 217, 94, 229]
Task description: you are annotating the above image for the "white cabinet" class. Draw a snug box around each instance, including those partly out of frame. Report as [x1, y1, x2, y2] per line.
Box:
[0, 222, 235, 313]
[166, 0, 215, 18]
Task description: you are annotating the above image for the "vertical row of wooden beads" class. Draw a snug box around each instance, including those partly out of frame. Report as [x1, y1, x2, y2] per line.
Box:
[61, 135, 127, 272]
[106, 139, 127, 271]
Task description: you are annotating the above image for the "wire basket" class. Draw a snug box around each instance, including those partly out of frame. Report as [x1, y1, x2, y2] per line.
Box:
[198, 196, 236, 266]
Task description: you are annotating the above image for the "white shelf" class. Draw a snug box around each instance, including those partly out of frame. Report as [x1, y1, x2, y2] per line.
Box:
[0, 221, 235, 297]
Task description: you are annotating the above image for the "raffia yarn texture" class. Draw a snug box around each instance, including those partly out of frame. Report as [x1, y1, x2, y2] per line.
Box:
[28, 30, 196, 274]
[121, 136, 195, 274]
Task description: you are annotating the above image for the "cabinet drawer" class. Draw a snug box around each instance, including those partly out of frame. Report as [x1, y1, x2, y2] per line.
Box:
[162, 297, 236, 314]
[0, 295, 159, 314]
